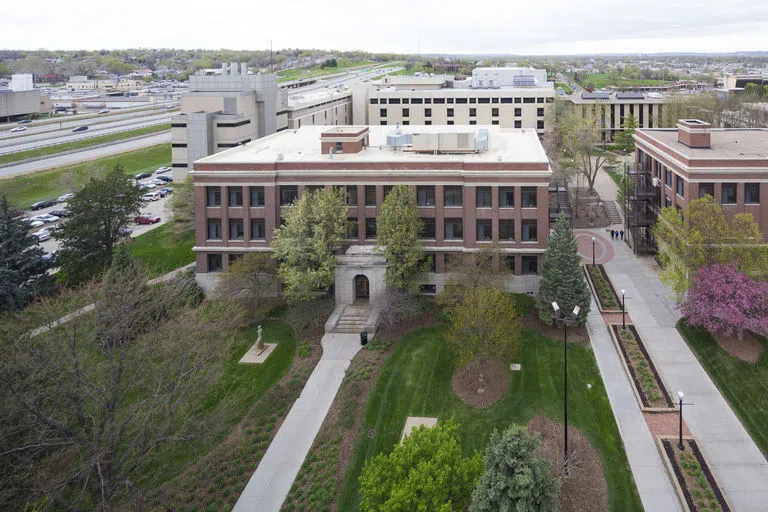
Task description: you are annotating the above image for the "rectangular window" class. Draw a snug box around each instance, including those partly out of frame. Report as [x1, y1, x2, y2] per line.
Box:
[250, 219, 265, 239]
[425, 108, 432, 117]
[522, 255, 538, 274]
[425, 98, 432, 104]
[422, 217, 436, 239]
[698, 183, 714, 199]
[514, 98, 522, 104]
[370, 98, 378, 104]
[444, 186, 463, 206]
[383, 185, 394, 199]
[476, 187, 492, 208]
[492, 108, 499, 117]
[207, 254, 222, 272]
[229, 219, 244, 240]
[365, 218, 377, 239]
[228, 253, 242, 266]
[388, 98, 401, 104]
[346, 185, 358, 206]
[335, 141, 343, 152]
[445, 98, 452, 104]
[499, 219, 514, 241]
[676, 175, 685, 198]
[228, 187, 243, 207]
[424, 254, 437, 272]
[347, 217, 358, 239]
[521, 187, 537, 207]
[537, 97, 545, 103]
[445, 120, 452, 125]
[249, 186, 265, 207]
[307, 185, 324, 195]
[469, 108, 477, 117]
[514, 120, 522, 128]
[721, 183, 737, 204]
[522, 220, 538, 241]
[402, 108, 409, 117]
[537, 120, 544, 130]
[207, 219, 222, 240]
[492, 98, 499, 104]
[206, 186, 221, 207]
[447, 108, 454, 117]
[478, 97, 490, 104]
[444, 218, 463, 240]
[501, 97, 513, 104]
[745, 183, 760, 204]
[537, 107, 544, 117]
[469, 120, 477, 125]
[514, 108, 521, 117]
[402, 98, 409, 104]
[365, 185, 376, 206]
[476, 220, 492, 241]
[492, 120, 499, 125]
[665, 169, 672, 187]
[469, 98, 477, 104]
[380, 108, 387, 117]
[402, 121, 410, 125]
[417, 185, 435, 206]
[411, 98, 423, 104]
[380, 121, 387, 125]
[499, 187, 515, 208]
[432, 98, 445, 104]
[505, 255, 515, 272]
[280, 186, 298, 206]
[523, 98, 535, 104]
[456, 98, 468, 104]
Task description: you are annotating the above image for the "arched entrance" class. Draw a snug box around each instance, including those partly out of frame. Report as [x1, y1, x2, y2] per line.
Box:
[354, 274, 370, 301]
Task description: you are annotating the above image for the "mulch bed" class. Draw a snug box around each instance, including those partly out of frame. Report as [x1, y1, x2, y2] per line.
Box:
[612, 324, 674, 409]
[527, 416, 609, 512]
[661, 439, 730, 511]
[451, 359, 510, 409]
[715, 332, 763, 363]
[521, 309, 589, 342]
[585, 264, 622, 312]
[644, 411, 691, 438]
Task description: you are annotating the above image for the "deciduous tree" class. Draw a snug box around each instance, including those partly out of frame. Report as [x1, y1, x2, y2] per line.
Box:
[377, 185, 423, 289]
[560, 107, 609, 193]
[168, 175, 195, 234]
[215, 252, 277, 312]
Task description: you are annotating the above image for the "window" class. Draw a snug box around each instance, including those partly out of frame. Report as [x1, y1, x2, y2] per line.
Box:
[537, 107, 544, 117]
[745, 183, 760, 204]
[469, 120, 477, 125]
[698, 183, 714, 199]
[370, 98, 378, 104]
[207, 219, 222, 240]
[402, 108, 409, 117]
[228, 253, 242, 266]
[380, 108, 387, 117]
[228, 187, 243, 207]
[402, 98, 409, 104]
[433, 98, 445, 104]
[505, 255, 515, 272]
[522, 220, 537, 241]
[335, 141, 343, 152]
[420, 284, 437, 294]
[280, 186, 298, 206]
[383, 185, 394, 199]
[425, 98, 433, 104]
[402, 121, 409, 125]
[665, 169, 672, 187]
[469, 108, 477, 117]
[537, 120, 544, 130]
[447, 108, 454, 117]
[499, 187, 515, 207]
[521, 187, 537, 207]
[523, 98, 535, 104]
[456, 98, 468, 104]
[251, 219, 265, 239]
[469, 98, 477, 104]
[423, 254, 437, 272]
[499, 219, 514, 241]
[444, 186, 463, 206]
[665, 196, 672, 208]
[380, 121, 387, 125]
[417, 185, 435, 206]
[522, 255, 538, 274]
[514, 108, 522, 116]
[412, 98, 423, 104]
[346, 185, 358, 206]
[492, 120, 499, 125]
[347, 217, 358, 239]
[422, 218, 436, 239]
[476, 187, 492, 208]
[446, 120, 452, 125]
[307, 186, 325, 195]
[425, 108, 432, 117]
[207, 254, 222, 272]
[676, 175, 685, 198]
[249, 186, 265, 207]
[444, 218, 463, 240]
[365, 185, 376, 206]
[477, 220, 492, 241]
[514, 98, 521, 104]
[501, 97, 513, 104]
[537, 97, 545, 103]
[229, 219, 244, 240]
[388, 98, 401, 104]
[514, 120, 522, 128]
[492, 108, 499, 117]
[478, 97, 490, 104]
[721, 183, 737, 204]
[365, 218, 377, 239]
[206, 186, 221, 207]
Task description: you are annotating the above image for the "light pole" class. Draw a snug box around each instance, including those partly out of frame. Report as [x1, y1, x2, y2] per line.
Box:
[552, 301, 581, 476]
[621, 289, 626, 329]
[678, 391, 687, 450]
[591, 236, 596, 267]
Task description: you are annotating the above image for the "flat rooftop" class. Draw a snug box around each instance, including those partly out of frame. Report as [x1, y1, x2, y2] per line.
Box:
[196, 125, 549, 165]
[638, 128, 768, 160]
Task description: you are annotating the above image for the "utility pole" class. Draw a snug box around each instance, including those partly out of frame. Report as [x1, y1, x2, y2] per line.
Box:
[270, 40, 273, 74]
[417, 38, 420, 63]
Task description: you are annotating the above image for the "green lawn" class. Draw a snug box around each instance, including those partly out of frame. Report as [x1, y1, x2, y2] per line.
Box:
[337, 323, 642, 511]
[0, 144, 170, 209]
[554, 80, 573, 94]
[678, 321, 768, 457]
[0, 123, 169, 165]
[128, 224, 195, 278]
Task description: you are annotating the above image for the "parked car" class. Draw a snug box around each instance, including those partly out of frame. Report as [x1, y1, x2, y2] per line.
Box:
[141, 192, 162, 201]
[17, 119, 31, 124]
[10, 210, 25, 219]
[57, 192, 74, 202]
[30, 200, 57, 210]
[32, 214, 60, 224]
[49, 209, 70, 218]
[33, 229, 51, 242]
[98, 109, 111, 114]
[118, 227, 133, 237]
[42, 251, 58, 264]
[139, 182, 157, 190]
[135, 214, 161, 224]
[10, 126, 27, 133]
[135, 172, 152, 180]
[150, 178, 167, 186]
[159, 187, 173, 195]
[25, 219, 45, 228]
[154, 166, 172, 174]
[72, 126, 88, 132]
[155, 175, 173, 183]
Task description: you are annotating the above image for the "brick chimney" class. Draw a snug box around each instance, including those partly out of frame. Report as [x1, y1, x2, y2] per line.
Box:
[677, 119, 711, 149]
[320, 127, 370, 156]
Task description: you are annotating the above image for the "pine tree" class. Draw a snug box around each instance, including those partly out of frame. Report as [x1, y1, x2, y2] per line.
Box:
[536, 213, 591, 325]
[0, 195, 53, 311]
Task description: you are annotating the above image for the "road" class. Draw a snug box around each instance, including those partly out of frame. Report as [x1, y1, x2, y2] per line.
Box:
[0, 113, 172, 155]
[288, 66, 401, 94]
[0, 131, 171, 179]
[556, 72, 585, 94]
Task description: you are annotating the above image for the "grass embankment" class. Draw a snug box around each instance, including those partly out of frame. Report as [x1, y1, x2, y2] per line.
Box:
[277, 59, 372, 82]
[128, 224, 196, 278]
[678, 321, 768, 457]
[338, 308, 642, 511]
[0, 144, 170, 209]
[0, 123, 170, 165]
[554, 80, 573, 94]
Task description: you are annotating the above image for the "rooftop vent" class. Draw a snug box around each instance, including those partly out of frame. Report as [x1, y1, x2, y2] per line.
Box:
[677, 119, 711, 149]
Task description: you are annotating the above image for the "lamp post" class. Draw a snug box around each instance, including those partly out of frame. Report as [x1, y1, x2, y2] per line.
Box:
[552, 301, 581, 475]
[678, 391, 685, 450]
[621, 289, 626, 329]
[591, 236, 596, 267]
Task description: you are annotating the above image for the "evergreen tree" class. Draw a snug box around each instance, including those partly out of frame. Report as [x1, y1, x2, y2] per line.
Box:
[536, 213, 591, 325]
[614, 113, 638, 151]
[470, 424, 561, 512]
[0, 195, 53, 311]
[377, 185, 423, 289]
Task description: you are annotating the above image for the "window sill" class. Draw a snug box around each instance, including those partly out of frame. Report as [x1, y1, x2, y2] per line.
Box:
[418, 205, 436, 208]
[476, 206, 492, 209]
[521, 240, 538, 244]
[521, 206, 538, 209]
[721, 202, 737, 206]
[745, 202, 760, 206]
[444, 205, 463, 208]
[206, 239, 223, 242]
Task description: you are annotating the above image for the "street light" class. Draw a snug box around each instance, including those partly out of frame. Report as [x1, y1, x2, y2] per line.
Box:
[678, 391, 686, 450]
[621, 289, 627, 329]
[552, 301, 581, 476]
[591, 236, 596, 267]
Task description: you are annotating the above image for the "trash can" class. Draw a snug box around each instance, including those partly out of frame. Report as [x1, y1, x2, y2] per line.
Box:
[360, 331, 368, 346]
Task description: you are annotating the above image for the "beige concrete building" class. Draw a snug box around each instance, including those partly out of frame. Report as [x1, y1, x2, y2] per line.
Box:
[560, 91, 666, 141]
[65, 78, 145, 92]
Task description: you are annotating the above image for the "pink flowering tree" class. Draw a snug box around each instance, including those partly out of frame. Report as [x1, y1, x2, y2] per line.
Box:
[681, 264, 768, 340]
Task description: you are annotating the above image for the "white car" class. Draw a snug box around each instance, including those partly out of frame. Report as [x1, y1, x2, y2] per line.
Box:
[98, 109, 111, 114]
[32, 214, 61, 224]
[26, 219, 45, 228]
[154, 166, 172, 174]
[141, 192, 162, 201]
[33, 229, 51, 242]
[10, 126, 27, 133]
[150, 178, 167, 186]
[57, 192, 74, 202]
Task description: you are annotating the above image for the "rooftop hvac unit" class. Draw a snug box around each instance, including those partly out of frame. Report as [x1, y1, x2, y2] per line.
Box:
[387, 128, 412, 147]
[652, 177, 660, 187]
[475, 129, 489, 151]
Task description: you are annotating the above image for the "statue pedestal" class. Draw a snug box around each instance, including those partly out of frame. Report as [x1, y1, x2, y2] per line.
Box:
[239, 342, 277, 364]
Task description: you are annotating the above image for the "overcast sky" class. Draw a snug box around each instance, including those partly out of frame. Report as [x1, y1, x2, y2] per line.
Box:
[3, 0, 768, 55]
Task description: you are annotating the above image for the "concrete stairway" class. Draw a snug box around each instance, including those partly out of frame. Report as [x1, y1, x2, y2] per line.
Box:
[333, 304, 371, 333]
[604, 200, 622, 225]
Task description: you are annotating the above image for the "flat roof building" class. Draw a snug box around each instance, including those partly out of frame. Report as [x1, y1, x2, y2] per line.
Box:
[559, 91, 667, 141]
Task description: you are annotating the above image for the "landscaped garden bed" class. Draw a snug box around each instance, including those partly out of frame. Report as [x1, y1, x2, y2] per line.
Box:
[610, 324, 674, 410]
[659, 437, 731, 511]
[584, 264, 622, 312]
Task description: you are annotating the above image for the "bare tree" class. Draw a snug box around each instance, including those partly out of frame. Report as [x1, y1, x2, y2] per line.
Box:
[214, 252, 278, 313]
[560, 108, 609, 193]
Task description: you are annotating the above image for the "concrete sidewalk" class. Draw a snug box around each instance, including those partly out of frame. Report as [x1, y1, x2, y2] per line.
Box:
[234, 332, 363, 512]
[585, 298, 682, 511]
[605, 241, 768, 510]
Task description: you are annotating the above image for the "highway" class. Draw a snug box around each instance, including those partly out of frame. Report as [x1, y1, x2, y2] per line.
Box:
[0, 112, 172, 155]
[0, 131, 170, 179]
[288, 66, 401, 94]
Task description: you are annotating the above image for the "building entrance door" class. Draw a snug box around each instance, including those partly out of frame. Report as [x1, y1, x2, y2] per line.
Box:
[354, 275, 370, 300]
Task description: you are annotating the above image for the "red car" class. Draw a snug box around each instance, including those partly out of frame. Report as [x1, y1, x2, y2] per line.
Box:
[135, 214, 161, 225]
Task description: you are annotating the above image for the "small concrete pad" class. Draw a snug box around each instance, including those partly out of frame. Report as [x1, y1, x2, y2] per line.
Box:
[239, 343, 277, 364]
[400, 417, 438, 443]
[510, 363, 521, 371]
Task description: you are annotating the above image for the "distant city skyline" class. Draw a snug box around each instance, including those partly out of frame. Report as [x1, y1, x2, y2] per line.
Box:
[2, 0, 768, 56]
